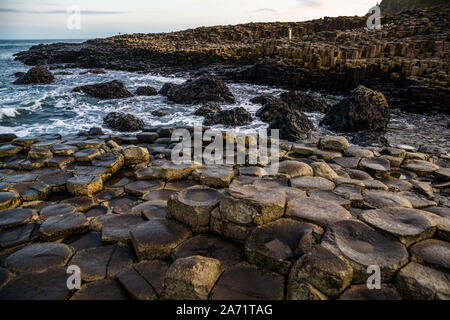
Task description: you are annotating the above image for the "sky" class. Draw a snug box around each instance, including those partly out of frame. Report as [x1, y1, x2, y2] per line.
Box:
[0, 0, 378, 39]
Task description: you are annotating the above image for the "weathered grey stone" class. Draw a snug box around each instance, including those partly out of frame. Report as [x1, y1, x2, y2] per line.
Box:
[402, 160, 440, 176]
[358, 157, 390, 178]
[290, 176, 335, 192]
[40, 212, 89, 240]
[277, 160, 313, 179]
[124, 180, 164, 197]
[70, 279, 129, 300]
[123, 146, 150, 166]
[133, 260, 169, 297]
[40, 203, 77, 219]
[161, 255, 223, 300]
[410, 239, 450, 273]
[117, 266, 158, 300]
[73, 148, 101, 162]
[0, 223, 36, 249]
[199, 166, 234, 188]
[0, 191, 21, 210]
[398, 191, 437, 209]
[333, 157, 361, 169]
[363, 190, 413, 209]
[344, 147, 374, 158]
[69, 245, 116, 282]
[107, 195, 139, 214]
[101, 214, 145, 243]
[67, 175, 103, 196]
[107, 244, 135, 278]
[309, 190, 352, 208]
[0, 208, 35, 230]
[319, 136, 349, 152]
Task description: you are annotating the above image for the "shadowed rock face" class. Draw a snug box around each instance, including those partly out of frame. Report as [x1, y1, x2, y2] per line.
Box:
[269, 109, 314, 141]
[103, 112, 145, 132]
[203, 107, 253, 127]
[13, 66, 54, 85]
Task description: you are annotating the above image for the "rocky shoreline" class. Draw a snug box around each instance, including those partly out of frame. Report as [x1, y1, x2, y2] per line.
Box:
[13, 6, 450, 114]
[0, 129, 448, 300]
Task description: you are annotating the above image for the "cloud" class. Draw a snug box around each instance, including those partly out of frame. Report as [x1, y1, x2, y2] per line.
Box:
[254, 8, 279, 14]
[0, 8, 126, 14]
[296, 0, 325, 8]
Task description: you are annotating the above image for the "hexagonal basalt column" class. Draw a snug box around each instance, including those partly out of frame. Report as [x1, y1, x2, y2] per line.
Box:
[167, 186, 222, 233]
[66, 175, 103, 196]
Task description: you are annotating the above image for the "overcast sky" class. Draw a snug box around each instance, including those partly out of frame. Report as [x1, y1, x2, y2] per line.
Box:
[0, 0, 378, 39]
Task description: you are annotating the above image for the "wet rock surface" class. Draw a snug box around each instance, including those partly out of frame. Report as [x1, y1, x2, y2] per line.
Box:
[73, 80, 133, 99]
[13, 66, 54, 85]
[0, 133, 448, 300]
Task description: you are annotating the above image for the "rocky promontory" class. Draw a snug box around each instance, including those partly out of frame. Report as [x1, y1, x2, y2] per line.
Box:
[13, 5, 450, 114]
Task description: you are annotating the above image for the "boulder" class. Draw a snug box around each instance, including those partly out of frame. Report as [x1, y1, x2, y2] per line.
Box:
[73, 80, 133, 99]
[194, 102, 222, 116]
[104, 112, 145, 132]
[203, 107, 253, 126]
[13, 66, 54, 84]
[268, 109, 314, 141]
[320, 86, 390, 132]
[135, 86, 157, 96]
[256, 97, 290, 123]
[159, 83, 177, 95]
[166, 76, 235, 104]
[280, 91, 331, 113]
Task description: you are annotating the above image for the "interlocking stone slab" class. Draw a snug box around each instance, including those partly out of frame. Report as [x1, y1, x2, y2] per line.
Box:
[383, 179, 413, 192]
[398, 191, 437, 209]
[65, 231, 102, 251]
[69, 165, 109, 180]
[424, 207, 450, 241]
[78, 139, 105, 149]
[3, 173, 37, 183]
[9, 182, 51, 201]
[92, 153, 124, 174]
[0, 191, 21, 210]
[46, 156, 75, 168]
[131, 200, 166, 219]
[410, 239, 450, 273]
[434, 167, 450, 181]
[107, 244, 135, 278]
[309, 190, 352, 208]
[322, 219, 409, 283]
[333, 156, 361, 169]
[211, 262, 284, 300]
[40, 203, 77, 219]
[164, 179, 198, 191]
[66, 175, 103, 196]
[123, 146, 150, 166]
[219, 185, 285, 226]
[319, 136, 349, 152]
[338, 284, 402, 300]
[0, 266, 71, 300]
[0, 208, 35, 229]
[38, 172, 73, 191]
[334, 184, 364, 208]
[40, 212, 89, 240]
[51, 144, 79, 156]
[167, 186, 222, 233]
[358, 157, 390, 178]
[2, 242, 74, 273]
[344, 147, 374, 158]
[124, 180, 164, 197]
[69, 245, 116, 282]
[313, 149, 342, 161]
[95, 188, 124, 202]
[286, 197, 352, 227]
[161, 256, 223, 300]
[130, 219, 192, 260]
[85, 204, 110, 217]
[288, 245, 353, 299]
[346, 169, 373, 180]
[70, 279, 130, 300]
[73, 148, 101, 162]
[108, 195, 139, 214]
[239, 166, 267, 177]
[61, 196, 96, 212]
[411, 180, 434, 198]
[276, 186, 307, 202]
[199, 166, 234, 188]
[311, 162, 338, 181]
[402, 160, 440, 176]
[133, 260, 169, 297]
[245, 218, 322, 275]
[361, 208, 436, 246]
[148, 160, 198, 181]
[277, 160, 313, 179]
[117, 266, 158, 300]
[363, 190, 413, 209]
[0, 223, 37, 249]
[28, 147, 52, 160]
[395, 262, 450, 300]
[101, 214, 145, 243]
[290, 176, 335, 192]
[143, 189, 177, 202]
[0, 144, 23, 157]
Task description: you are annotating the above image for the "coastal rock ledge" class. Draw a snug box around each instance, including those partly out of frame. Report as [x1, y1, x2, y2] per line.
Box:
[0, 130, 448, 300]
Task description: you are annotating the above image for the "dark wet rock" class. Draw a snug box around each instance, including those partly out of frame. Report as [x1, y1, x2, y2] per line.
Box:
[2, 242, 73, 273]
[9, 182, 51, 202]
[40, 212, 89, 240]
[339, 284, 402, 300]
[0, 208, 35, 230]
[143, 189, 177, 203]
[117, 266, 158, 300]
[203, 107, 253, 126]
[107, 244, 135, 278]
[0, 144, 23, 157]
[288, 245, 353, 299]
[211, 262, 284, 300]
[167, 186, 222, 233]
[51, 144, 79, 156]
[395, 262, 450, 300]
[350, 131, 389, 147]
[135, 86, 157, 96]
[108, 195, 140, 214]
[255, 97, 290, 123]
[280, 91, 331, 113]
[13, 66, 54, 85]
[158, 83, 177, 95]
[73, 80, 133, 99]
[286, 197, 352, 227]
[101, 214, 145, 243]
[0, 223, 37, 249]
[245, 218, 322, 275]
[130, 219, 192, 260]
[322, 219, 409, 283]
[172, 234, 243, 269]
[0, 191, 21, 211]
[269, 109, 314, 141]
[0, 266, 71, 300]
[70, 279, 129, 300]
[133, 260, 169, 297]
[320, 86, 390, 133]
[103, 112, 145, 132]
[166, 76, 235, 104]
[88, 127, 103, 136]
[361, 208, 436, 246]
[194, 102, 222, 116]
[60, 196, 96, 212]
[132, 201, 167, 220]
[0, 133, 17, 143]
[65, 231, 102, 251]
[69, 245, 116, 282]
[151, 110, 168, 117]
[161, 255, 223, 300]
